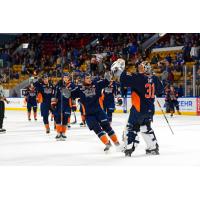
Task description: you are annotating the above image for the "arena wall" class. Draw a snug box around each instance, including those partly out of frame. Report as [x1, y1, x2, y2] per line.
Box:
[5, 97, 200, 116]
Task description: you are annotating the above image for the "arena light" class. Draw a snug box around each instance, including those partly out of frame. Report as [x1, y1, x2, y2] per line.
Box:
[159, 33, 166, 37]
[22, 43, 29, 49]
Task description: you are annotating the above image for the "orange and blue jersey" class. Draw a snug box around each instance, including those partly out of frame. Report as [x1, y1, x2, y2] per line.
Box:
[120, 71, 164, 114]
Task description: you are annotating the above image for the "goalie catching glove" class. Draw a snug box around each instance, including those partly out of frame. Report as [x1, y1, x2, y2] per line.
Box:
[111, 58, 125, 79]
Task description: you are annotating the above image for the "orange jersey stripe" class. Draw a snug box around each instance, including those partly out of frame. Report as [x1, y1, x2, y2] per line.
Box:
[81, 104, 86, 115]
[99, 94, 104, 109]
[37, 92, 43, 103]
[131, 91, 140, 112]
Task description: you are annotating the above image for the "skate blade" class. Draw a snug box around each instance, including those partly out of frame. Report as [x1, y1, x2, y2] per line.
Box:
[56, 138, 66, 141]
[104, 149, 111, 154]
[146, 152, 159, 156]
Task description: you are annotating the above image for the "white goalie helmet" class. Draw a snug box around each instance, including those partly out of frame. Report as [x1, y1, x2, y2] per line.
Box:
[111, 58, 125, 78]
[141, 61, 152, 74]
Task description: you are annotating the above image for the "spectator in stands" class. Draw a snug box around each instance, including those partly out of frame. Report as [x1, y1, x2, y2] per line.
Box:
[183, 43, 192, 62]
[151, 54, 160, 64]
[90, 55, 98, 75]
[170, 35, 175, 47]
[56, 55, 61, 69]
[177, 84, 184, 97]
[190, 43, 200, 60]
[165, 54, 172, 63]
[167, 68, 174, 84]
[161, 69, 168, 87]
[197, 66, 200, 80]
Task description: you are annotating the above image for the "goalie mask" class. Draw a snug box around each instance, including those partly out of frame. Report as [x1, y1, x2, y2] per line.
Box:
[139, 61, 152, 74]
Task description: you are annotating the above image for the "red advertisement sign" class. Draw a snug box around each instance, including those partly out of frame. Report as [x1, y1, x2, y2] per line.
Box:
[197, 98, 200, 115]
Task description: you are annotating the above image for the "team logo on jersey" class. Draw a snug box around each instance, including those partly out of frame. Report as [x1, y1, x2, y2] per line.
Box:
[29, 92, 36, 97]
[43, 86, 53, 94]
[62, 88, 71, 98]
[104, 87, 113, 94]
[82, 86, 96, 97]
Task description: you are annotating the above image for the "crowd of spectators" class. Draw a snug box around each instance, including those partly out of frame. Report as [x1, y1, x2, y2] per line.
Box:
[0, 33, 153, 80]
[0, 33, 200, 97]
[152, 34, 200, 62]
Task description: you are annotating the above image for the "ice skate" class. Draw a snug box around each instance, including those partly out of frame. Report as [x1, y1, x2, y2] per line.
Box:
[124, 146, 135, 157]
[0, 128, 6, 134]
[61, 134, 67, 141]
[104, 141, 112, 152]
[55, 134, 62, 141]
[67, 124, 71, 129]
[46, 128, 50, 134]
[146, 144, 159, 155]
[80, 122, 86, 127]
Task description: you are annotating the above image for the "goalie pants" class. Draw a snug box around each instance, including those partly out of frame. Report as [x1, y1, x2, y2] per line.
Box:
[125, 106, 158, 150]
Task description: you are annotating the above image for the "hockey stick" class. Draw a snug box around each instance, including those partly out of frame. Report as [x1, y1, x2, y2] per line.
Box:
[157, 99, 174, 135]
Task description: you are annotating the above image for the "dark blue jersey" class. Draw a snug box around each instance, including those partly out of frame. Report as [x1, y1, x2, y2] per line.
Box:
[34, 81, 54, 105]
[53, 81, 76, 112]
[103, 81, 117, 105]
[120, 71, 164, 113]
[24, 87, 37, 104]
[71, 79, 110, 115]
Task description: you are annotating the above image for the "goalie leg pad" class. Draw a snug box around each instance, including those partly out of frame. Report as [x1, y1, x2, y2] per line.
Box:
[124, 123, 140, 150]
[140, 125, 158, 150]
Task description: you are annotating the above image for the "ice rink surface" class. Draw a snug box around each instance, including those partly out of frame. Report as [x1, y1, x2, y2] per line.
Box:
[0, 110, 200, 166]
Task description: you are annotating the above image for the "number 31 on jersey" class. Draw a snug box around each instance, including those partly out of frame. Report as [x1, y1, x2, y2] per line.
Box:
[145, 83, 155, 99]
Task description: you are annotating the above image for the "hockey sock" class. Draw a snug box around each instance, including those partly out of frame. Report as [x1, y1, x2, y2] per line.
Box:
[56, 125, 62, 134]
[99, 134, 109, 145]
[45, 124, 50, 130]
[34, 112, 37, 119]
[62, 125, 67, 134]
[109, 133, 119, 144]
[28, 112, 31, 119]
[68, 116, 70, 124]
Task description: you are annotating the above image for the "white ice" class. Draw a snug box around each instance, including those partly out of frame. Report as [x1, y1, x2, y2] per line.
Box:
[0, 110, 200, 166]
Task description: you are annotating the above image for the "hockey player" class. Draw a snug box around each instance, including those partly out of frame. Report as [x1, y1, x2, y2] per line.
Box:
[70, 73, 121, 152]
[34, 74, 54, 133]
[101, 80, 117, 123]
[112, 61, 163, 157]
[51, 73, 75, 140]
[0, 84, 9, 133]
[165, 85, 181, 117]
[24, 84, 38, 121]
[78, 99, 86, 127]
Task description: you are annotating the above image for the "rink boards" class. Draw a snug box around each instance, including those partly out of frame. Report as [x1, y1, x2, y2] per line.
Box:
[4, 97, 200, 116]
